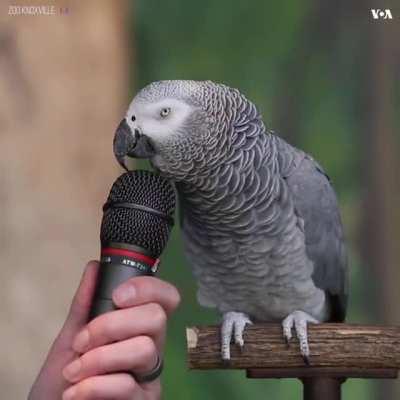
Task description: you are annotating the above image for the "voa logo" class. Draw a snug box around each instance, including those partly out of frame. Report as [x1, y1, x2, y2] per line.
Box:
[371, 9, 393, 20]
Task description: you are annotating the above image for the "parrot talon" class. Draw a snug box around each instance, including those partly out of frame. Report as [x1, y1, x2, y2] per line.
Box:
[282, 318, 293, 347]
[222, 358, 231, 367]
[302, 354, 311, 366]
[281, 310, 319, 364]
[221, 311, 252, 361]
[235, 337, 245, 353]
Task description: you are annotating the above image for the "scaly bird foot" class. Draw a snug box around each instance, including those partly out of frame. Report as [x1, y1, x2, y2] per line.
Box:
[282, 310, 319, 365]
[221, 311, 252, 362]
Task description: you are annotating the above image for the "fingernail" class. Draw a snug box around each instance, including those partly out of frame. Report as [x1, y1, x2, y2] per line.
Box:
[63, 385, 76, 400]
[73, 329, 89, 353]
[113, 285, 136, 306]
[63, 358, 81, 381]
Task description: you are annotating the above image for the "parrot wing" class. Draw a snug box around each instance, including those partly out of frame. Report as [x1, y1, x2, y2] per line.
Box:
[277, 139, 349, 321]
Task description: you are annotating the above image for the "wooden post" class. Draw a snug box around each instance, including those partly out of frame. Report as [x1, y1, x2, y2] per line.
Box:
[186, 324, 400, 399]
[302, 378, 342, 400]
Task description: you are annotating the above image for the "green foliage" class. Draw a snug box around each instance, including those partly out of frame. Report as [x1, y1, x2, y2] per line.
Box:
[132, 1, 374, 398]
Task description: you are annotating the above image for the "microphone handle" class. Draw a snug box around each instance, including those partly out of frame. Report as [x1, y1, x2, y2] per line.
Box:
[89, 246, 157, 320]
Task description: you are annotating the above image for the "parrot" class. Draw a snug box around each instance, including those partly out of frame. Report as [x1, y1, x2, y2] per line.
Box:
[113, 80, 348, 363]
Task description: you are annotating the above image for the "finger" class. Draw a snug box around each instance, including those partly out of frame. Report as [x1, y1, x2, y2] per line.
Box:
[62, 373, 144, 400]
[73, 302, 167, 354]
[64, 261, 100, 334]
[112, 276, 180, 315]
[56, 261, 99, 352]
[28, 262, 99, 399]
[64, 336, 158, 384]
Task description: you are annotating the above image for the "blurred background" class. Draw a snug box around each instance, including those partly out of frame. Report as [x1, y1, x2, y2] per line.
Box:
[1, 0, 399, 398]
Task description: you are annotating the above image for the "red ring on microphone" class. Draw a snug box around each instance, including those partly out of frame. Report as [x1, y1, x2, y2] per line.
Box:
[101, 247, 157, 267]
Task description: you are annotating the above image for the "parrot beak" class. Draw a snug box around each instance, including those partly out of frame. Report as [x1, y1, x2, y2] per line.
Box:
[113, 119, 156, 170]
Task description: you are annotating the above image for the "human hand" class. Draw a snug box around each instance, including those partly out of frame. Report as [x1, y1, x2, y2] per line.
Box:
[28, 261, 180, 400]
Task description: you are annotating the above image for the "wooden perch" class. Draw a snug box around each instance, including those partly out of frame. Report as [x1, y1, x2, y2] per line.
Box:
[186, 323, 400, 379]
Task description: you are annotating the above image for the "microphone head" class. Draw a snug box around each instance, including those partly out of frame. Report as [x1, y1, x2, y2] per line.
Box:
[100, 170, 176, 257]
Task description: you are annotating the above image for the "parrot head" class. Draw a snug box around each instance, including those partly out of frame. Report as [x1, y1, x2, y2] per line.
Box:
[114, 80, 256, 181]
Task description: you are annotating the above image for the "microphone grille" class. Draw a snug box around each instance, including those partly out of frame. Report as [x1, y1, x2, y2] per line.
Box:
[100, 170, 176, 257]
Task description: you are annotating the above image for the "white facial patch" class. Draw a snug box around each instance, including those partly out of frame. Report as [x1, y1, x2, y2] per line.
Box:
[126, 98, 193, 142]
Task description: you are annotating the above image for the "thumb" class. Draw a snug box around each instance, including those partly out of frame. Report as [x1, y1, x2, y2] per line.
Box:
[62, 260, 100, 336]
[28, 261, 99, 400]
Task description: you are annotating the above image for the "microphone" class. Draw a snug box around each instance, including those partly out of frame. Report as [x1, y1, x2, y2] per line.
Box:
[89, 170, 176, 320]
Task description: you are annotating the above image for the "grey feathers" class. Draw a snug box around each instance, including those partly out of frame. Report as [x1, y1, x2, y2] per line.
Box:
[281, 149, 348, 321]
[129, 80, 349, 323]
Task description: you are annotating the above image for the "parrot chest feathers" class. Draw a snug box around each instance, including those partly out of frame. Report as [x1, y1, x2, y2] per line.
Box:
[180, 161, 328, 321]
[183, 223, 327, 321]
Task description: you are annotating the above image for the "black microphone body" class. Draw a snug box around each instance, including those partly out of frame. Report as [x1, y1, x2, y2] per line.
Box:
[89, 243, 158, 319]
[89, 170, 176, 321]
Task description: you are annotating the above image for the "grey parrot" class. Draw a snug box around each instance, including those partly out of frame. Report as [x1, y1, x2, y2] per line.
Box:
[114, 80, 348, 363]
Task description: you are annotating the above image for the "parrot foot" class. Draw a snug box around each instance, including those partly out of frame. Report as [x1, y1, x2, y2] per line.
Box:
[220, 311, 252, 362]
[282, 310, 319, 364]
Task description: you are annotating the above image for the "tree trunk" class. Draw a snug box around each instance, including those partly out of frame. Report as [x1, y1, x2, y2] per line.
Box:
[361, 3, 400, 398]
[0, 2, 130, 398]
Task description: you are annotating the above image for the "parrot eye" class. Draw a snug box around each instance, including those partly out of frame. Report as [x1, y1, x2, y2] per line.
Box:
[160, 108, 171, 118]
[131, 115, 136, 122]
